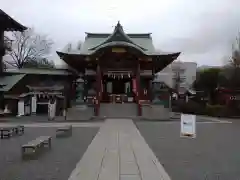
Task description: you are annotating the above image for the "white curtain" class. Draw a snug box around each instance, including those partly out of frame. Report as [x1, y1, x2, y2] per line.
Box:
[125, 82, 130, 93]
[107, 82, 112, 93]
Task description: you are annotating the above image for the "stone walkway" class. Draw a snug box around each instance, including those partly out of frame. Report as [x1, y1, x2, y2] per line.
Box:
[68, 119, 171, 180]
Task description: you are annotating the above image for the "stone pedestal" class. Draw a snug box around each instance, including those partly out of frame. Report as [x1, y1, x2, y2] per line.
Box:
[141, 104, 170, 120]
[66, 105, 94, 121]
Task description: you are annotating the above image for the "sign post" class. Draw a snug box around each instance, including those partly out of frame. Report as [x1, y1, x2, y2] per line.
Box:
[180, 114, 196, 138]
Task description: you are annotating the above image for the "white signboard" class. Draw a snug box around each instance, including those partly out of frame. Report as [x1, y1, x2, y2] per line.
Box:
[48, 100, 56, 120]
[4, 104, 11, 114]
[25, 105, 31, 115]
[128, 97, 133, 102]
[31, 95, 37, 114]
[180, 114, 196, 138]
[18, 100, 25, 116]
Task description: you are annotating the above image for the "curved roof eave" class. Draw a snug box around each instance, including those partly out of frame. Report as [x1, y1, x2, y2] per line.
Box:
[88, 41, 147, 55]
[56, 51, 89, 58]
[85, 32, 152, 38]
[151, 52, 181, 59]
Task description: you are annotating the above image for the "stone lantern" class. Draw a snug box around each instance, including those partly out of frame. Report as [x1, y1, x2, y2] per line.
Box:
[152, 79, 170, 108]
[75, 78, 84, 105]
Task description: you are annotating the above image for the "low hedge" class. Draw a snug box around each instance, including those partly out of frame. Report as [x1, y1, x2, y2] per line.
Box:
[204, 104, 227, 117]
[172, 100, 237, 117]
[172, 100, 205, 115]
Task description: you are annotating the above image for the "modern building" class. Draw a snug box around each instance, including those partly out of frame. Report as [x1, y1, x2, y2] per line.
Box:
[157, 61, 197, 92]
[57, 22, 180, 118]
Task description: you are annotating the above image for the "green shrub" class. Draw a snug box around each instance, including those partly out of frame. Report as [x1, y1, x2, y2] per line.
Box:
[172, 100, 205, 115]
[204, 104, 227, 117]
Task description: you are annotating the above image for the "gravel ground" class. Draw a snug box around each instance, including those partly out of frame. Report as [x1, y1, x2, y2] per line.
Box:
[136, 120, 240, 180]
[0, 127, 99, 180]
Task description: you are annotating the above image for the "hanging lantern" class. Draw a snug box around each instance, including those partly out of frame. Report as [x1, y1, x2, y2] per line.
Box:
[121, 74, 123, 79]
[128, 73, 130, 78]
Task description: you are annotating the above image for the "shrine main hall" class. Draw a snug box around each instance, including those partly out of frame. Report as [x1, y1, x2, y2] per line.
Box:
[57, 22, 180, 118]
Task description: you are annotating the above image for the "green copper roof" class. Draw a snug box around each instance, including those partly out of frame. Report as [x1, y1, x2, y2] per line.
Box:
[0, 68, 75, 92]
[89, 21, 146, 51]
[93, 41, 146, 54]
[59, 22, 157, 56]
[0, 74, 26, 92]
[5, 68, 72, 75]
[57, 22, 181, 69]
[82, 34, 154, 55]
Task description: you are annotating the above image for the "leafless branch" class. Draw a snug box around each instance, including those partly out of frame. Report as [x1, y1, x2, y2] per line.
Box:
[5, 28, 54, 69]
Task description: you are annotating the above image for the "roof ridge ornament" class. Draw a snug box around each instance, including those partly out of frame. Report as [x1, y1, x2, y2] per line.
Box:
[116, 21, 122, 30]
[89, 21, 146, 51]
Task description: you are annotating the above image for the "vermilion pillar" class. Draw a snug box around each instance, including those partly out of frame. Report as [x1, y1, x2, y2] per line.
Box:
[151, 66, 155, 102]
[136, 62, 142, 116]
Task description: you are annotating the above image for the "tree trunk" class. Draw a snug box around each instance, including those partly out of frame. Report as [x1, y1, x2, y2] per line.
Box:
[0, 30, 4, 74]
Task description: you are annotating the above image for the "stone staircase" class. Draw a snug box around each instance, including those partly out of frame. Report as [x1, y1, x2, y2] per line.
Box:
[99, 103, 138, 118]
[66, 105, 94, 121]
[170, 112, 181, 120]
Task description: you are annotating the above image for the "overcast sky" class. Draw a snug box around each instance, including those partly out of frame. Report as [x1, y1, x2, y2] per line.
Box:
[2, 0, 240, 66]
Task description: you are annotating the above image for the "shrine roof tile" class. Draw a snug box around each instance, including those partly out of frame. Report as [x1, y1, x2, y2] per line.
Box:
[5, 68, 72, 75]
[0, 74, 26, 92]
[60, 26, 156, 55]
[59, 35, 180, 57]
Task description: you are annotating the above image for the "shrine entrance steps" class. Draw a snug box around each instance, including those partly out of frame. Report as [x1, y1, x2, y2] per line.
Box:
[99, 103, 138, 118]
[66, 105, 94, 121]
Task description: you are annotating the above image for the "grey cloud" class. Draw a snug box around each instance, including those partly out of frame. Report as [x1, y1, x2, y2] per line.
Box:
[1, 0, 240, 66]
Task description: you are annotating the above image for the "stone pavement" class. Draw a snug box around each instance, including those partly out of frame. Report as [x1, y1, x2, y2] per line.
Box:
[68, 119, 171, 180]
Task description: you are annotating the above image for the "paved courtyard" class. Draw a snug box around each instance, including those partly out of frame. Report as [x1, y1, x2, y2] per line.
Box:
[0, 126, 99, 180]
[68, 118, 170, 180]
[136, 117, 240, 180]
[0, 116, 239, 180]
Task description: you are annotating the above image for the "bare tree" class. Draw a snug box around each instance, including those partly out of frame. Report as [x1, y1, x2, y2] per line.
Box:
[222, 32, 240, 88]
[5, 28, 53, 68]
[64, 41, 82, 52]
[23, 58, 55, 68]
[66, 43, 72, 52]
[172, 64, 185, 92]
[230, 32, 240, 67]
[76, 41, 82, 50]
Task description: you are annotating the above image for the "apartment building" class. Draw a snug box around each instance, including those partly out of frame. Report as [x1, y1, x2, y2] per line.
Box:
[156, 61, 197, 92]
